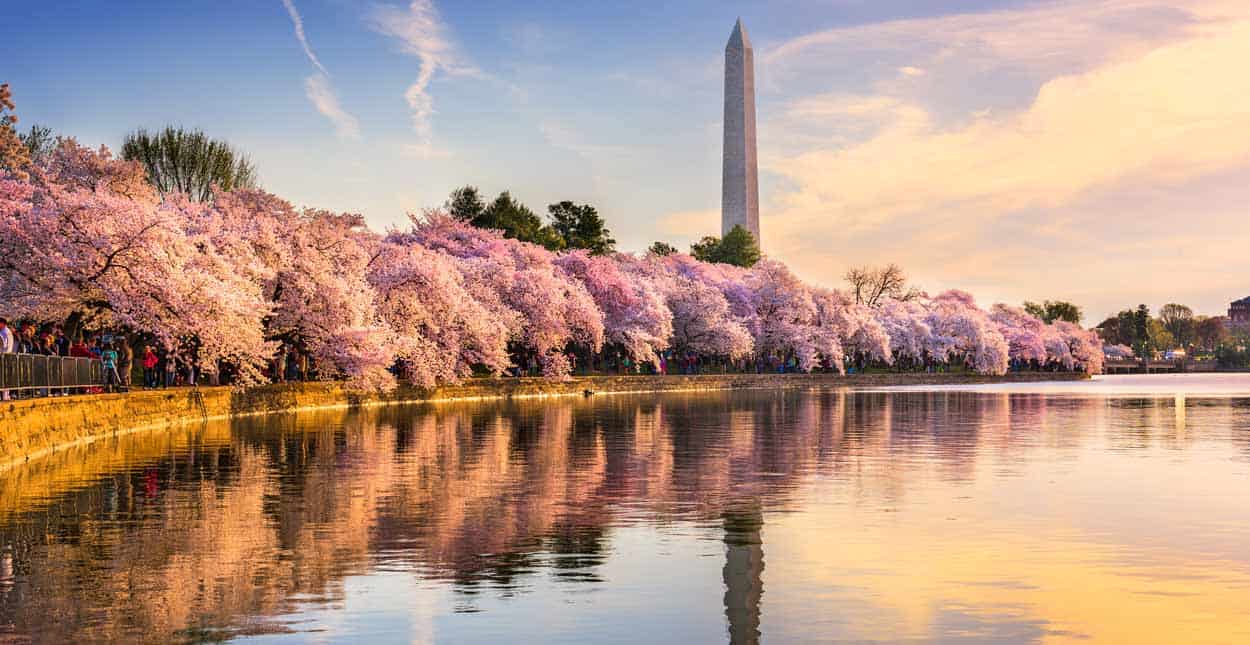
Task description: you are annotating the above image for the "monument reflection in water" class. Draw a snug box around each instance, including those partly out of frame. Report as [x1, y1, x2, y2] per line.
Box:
[2, 379, 1250, 643]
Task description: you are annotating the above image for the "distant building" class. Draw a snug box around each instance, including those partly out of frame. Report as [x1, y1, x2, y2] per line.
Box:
[1228, 296, 1250, 331]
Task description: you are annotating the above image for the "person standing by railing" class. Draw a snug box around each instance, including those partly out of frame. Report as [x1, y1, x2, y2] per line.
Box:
[53, 326, 69, 357]
[117, 336, 133, 390]
[69, 336, 90, 358]
[16, 323, 36, 355]
[0, 318, 13, 401]
[35, 333, 56, 397]
[100, 342, 121, 393]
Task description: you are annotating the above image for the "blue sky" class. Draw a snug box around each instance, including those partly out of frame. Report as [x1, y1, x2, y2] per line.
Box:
[5, 0, 1250, 321]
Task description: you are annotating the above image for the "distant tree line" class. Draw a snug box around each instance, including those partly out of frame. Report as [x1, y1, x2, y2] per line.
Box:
[445, 185, 617, 255]
[1096, 303, 1240, 363]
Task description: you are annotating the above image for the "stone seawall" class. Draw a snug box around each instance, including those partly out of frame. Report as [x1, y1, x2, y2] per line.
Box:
[0, 372, 1086, 472]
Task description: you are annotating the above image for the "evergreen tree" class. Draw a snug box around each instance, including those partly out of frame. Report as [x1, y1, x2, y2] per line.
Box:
[1115, 309, 1137, 347]
[446, 185, 486, 222]
[1133, 304, 1151, 356]
[689, 225, 760, 268]
[548, 201, 616, 255]
[480, 192, 564, 250]
[648, 241, 678, 256]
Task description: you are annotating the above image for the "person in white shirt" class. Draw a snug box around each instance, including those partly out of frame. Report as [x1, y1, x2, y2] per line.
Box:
[0, 318, 13, 401]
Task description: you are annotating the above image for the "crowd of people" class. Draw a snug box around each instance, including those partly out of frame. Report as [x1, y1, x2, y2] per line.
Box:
[0, 316, 288, 400]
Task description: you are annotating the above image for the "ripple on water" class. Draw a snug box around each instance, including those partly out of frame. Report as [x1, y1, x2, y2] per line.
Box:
[0, 375, 1249, 643]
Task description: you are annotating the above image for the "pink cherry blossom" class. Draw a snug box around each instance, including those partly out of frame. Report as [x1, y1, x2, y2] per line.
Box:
[0, 141, 273, 382]
[555, 250, 671, 365]
[1, 140, 1101, 385]
[370, 240, 512, 385]
[397, 212, 604, 378]
[990, 304, 1048, 364]
[927, 290, 1010, 375]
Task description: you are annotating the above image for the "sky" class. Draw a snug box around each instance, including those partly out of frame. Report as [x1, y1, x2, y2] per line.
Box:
[4, 0, 1249, 323]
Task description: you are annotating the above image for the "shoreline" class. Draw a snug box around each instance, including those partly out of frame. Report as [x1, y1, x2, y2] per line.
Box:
[0, 372, 1087, 474]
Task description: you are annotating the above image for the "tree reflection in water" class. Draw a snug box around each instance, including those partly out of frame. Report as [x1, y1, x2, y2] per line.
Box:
[0, 387, 1247, 643]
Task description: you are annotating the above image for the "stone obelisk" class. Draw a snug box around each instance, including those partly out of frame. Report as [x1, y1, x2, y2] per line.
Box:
[722, 18, 760, 243]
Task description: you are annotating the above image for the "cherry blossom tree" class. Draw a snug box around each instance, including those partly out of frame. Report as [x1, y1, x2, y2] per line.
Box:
[1, 129, 1100, 386]
[1041, 324, 1075, 369]
[990, 304, 1047, 365]
[554, 250, 671, 365]
[926, 290, 1010, 375]
[817, 288, 891, 368]
[875, 298, 936, 366]
[396, 212, 604, 377]
[370, 240, 511, 385]
[0, 141, 273, 381]
[621, 254, 752, 360]
[192, 188, 396, 387]
[267, 209, 393, 386]
[747, 259, 822, 369]
[662, 277, 753, 360]
[1055, 321, 1104, 374]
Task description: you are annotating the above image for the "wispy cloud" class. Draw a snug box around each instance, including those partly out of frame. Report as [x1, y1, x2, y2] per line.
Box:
[282, 0, 360, 140]
[281, 0, 327, 75]
[305, 74, 360, 140]
[369, 0, 478, 147]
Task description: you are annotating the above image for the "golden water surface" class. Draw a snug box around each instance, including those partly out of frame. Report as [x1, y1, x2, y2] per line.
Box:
[0, 374, 1248, 643]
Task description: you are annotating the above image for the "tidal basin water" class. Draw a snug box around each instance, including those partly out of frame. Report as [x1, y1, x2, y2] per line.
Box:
[2, 375, 1250, 643]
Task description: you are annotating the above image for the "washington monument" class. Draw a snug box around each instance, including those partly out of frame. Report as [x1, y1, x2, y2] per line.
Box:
[722, 18, 760, 243]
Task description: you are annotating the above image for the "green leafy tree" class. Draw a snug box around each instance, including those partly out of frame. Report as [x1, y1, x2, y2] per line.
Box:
[548, 201, 616, 255]
[1148, 318, 1175, 351]
[445, 187, 579, 250]
[121, 126, 258, 201]
[1115, 309, 1138, 347]
[720, 226, 761, 267]
[689, 236, 721, 262]
[1133, 304, 1151, 356]
[1023, 300, 1083, 324]
[648, 241, 678, 256]
[690, 225, 760, 268]
[1095, 316, 1120, 344]
[446, 185, 487, 222]
[1159, 303, 1196, 348]
[1195, 316, 1227, 352]
[480, 191, 564, 250]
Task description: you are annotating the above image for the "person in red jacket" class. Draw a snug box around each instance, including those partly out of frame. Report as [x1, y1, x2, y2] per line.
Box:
[141, 345, 159, 389]
[69, 337, 90, 358]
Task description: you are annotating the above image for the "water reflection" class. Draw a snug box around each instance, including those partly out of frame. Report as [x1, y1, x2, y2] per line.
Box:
[723, 505, 764, 645]
[0, 382, 1248, 643]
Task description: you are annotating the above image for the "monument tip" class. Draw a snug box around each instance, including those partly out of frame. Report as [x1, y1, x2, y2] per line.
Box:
[728, 18, 751, 49]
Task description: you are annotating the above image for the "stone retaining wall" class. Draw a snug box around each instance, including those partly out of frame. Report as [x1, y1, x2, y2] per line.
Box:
[0, 372, 1086, 472]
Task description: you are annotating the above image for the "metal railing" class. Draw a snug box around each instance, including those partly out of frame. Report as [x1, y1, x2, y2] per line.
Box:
[0, 353, 105, 393]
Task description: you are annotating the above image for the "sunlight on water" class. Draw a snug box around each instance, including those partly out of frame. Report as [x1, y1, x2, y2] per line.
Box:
[864, 372, 1250, 397]
[1, 374, 1249, 643]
